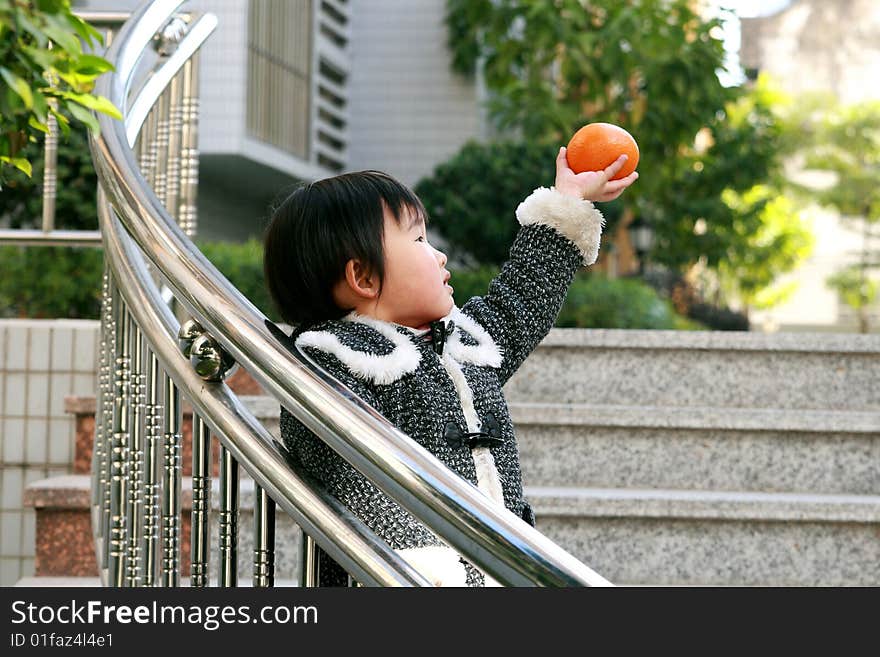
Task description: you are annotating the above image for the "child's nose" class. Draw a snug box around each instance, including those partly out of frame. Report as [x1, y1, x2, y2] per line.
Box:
[434, 247, 448, 267]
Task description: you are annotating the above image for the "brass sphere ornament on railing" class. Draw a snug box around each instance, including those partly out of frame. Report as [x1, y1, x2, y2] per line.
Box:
[189, 333, 237, 382]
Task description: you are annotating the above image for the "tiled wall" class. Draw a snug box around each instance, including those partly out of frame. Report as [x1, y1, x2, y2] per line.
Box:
[0, 320, 99, 586]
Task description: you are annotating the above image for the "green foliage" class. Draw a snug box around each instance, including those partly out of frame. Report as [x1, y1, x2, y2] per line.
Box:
[197, 239, 275, 319]
[0, 0, 120, 185]
[450, 265, 698, 329]
[557, 273, 698, 330]
[0, 244, 102, 318]
[649, 75, 794, 273]
[0, 239, 273, 321]
[446, 0, 732, 150]
[787, 96, 880, 331]
[826, 266, 878, 315]
[804, 100, 880, 220]
[445, 0, 734, 196]
[440, 1, 813, 314]
[715, 185, 814, 311]
[0, 123, 97, 229]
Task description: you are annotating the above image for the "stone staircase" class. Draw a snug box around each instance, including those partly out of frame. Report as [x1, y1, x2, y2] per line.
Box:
[506, 329, 880, 585]
[22, 329, 880, 586]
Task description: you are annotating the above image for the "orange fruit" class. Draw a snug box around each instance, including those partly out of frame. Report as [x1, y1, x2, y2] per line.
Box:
[566, 122, 639, 180]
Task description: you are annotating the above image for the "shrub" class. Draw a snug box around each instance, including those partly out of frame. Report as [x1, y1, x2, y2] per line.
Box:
[686, 302, 750, 331]
[450, 266, 699, 330]
[0, 239, 274, 321]
[0, 245, 103, 318]
[197, 239, 275, 319]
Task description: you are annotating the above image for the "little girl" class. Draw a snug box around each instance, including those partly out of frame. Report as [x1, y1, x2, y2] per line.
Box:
[263, 148, 638, 586]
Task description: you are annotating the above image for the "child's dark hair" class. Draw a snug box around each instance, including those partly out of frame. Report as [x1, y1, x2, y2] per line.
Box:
[263, 170, 428, 328]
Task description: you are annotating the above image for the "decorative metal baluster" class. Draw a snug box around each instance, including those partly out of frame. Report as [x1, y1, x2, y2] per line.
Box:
[100, 274, 117, 581]
[161, 375, 182, 586]
[300, 534, 319, 587]
[108, 288, 131, 586]
[92, 268, 112, 584]
[41, 107, 57, 232]
[190, 413, 211, 587]
[165, 70, 183, 222]
[253, 485, 275, 588]
[138, 110, 156, 185]
[218, 446, 239, 587]
[142, 351, 162, 586]
[178, 57, 199, 237]
[124, 319, 146, 586]
[153, 91, 171, 209]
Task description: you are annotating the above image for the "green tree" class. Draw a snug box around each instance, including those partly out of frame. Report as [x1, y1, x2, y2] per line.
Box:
[446, 0, 733, 199]
[798, 100, 880, 332]
[0, 0, 120, 185]
[714, 186, 814, 319]
[442, 2, 812, 317]
[0, 123, 96, 229]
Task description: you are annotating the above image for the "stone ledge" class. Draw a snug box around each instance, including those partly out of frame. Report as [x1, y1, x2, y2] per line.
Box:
[25, 474, 269, 512]
[63, 395, 278, 420]
[540, 328, 880, 353]
[65, 396, 96, 415]
[527, 486, 880, 523]
[14, 576, 298, 587]
[510, 403, 880, 433]
[15, 577, 102, 587]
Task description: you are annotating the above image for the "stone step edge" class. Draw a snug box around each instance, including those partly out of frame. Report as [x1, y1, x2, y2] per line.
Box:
[65, 395, 276, 417]
[537, 328, 880, 354]
[525, 486, 880, 523]
[14, 576, 298, 587]
[509, 403, 880, 433]
[66, 393, 880, 434]
[25, 474, 267, 512]
[31, 475, 880, 524]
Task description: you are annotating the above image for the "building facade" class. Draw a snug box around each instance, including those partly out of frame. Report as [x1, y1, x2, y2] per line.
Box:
[79, 0, 486, 242]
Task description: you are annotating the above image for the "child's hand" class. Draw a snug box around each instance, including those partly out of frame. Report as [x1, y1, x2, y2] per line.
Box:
[554, 147, 639, 202]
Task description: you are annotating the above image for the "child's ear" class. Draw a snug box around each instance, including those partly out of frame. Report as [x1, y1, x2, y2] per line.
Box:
[344, 258, 379, 299]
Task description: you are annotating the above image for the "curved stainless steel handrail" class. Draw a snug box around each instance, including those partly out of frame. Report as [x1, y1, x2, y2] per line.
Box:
[91, 0, 611, 586]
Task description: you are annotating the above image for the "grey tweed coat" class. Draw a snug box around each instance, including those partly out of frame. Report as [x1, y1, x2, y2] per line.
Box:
[280, 187, 605, 586]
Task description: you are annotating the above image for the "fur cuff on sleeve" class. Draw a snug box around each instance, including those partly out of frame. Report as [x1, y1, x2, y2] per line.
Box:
[396, 546, 468, 587]
[515, 187, 605, 265]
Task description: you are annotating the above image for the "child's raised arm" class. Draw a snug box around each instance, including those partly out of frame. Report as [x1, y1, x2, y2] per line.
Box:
[460, 149, 638, 385]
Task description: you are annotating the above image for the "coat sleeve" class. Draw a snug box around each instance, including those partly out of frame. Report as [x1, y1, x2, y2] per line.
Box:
[280, 344, 469, 586]
[461, 187, 605, 385]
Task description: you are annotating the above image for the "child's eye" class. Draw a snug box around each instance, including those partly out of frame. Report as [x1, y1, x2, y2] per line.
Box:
[416, 236, 426, 242]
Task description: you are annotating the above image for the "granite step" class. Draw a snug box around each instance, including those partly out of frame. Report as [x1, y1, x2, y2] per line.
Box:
[527, 486, 880, 586]
[505, 329, 880, 411]
[511, 403, 880, 495]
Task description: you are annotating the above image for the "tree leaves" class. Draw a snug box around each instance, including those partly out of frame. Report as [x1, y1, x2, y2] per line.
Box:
[0, 0, 120, 184]
[441, 1, 812, 315]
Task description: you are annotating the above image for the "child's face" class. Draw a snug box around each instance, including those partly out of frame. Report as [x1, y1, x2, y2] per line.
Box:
[375, 205, 453, 329]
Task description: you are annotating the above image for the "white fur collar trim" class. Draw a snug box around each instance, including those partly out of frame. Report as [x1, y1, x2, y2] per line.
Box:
[515, 186, 605, 265]
[395, 546, 467, 587]
[295, 310, 502, 384]
[446, 308, 503, 369]
[295, 314, 420, 385]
